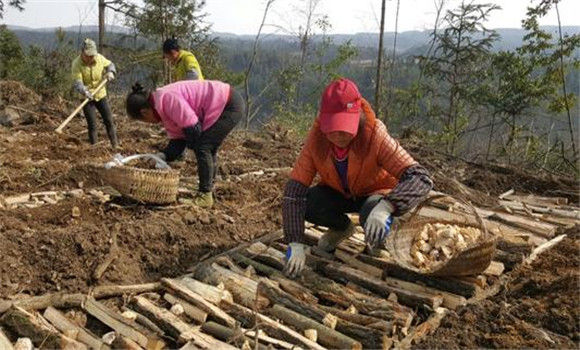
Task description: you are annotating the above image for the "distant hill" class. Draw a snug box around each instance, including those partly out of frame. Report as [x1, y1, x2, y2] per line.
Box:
[6, 24, 580, 55]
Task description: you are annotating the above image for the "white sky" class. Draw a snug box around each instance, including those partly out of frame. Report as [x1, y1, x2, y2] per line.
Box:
[2, 0, 579, 34]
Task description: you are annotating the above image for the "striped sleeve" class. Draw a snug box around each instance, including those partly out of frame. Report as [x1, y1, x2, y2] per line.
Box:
[386, 164, 433, 216]
[282, 179, 309, 244]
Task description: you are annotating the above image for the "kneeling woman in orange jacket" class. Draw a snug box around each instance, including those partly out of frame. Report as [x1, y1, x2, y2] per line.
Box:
[283, 78, 433, 277]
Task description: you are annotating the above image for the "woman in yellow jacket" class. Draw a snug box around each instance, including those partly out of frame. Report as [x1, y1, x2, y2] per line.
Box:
[162, 37, 204, 81]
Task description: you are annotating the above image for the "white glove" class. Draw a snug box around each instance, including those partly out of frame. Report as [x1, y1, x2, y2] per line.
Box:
[284, 242, 306, 278]
[84, 90, 94, 100]
[105, 72, 115, 81]
[155, 152, 167, 161]
[364, 200, 394, 248]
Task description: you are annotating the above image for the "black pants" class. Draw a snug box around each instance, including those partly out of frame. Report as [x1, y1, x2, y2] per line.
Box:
[83, 97, 118, 147]
[305, 185, 382, 230]
[194, 89, 244, 192]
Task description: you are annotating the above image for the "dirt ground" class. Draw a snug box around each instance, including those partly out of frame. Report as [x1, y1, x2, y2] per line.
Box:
[1, 81, 579, 348]
[413, 226, 580, 349]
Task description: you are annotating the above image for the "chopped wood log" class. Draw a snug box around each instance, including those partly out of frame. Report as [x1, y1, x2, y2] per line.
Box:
[120, 307, 164, 337]
[498, 189, 515, 199]
[13, 338, 33, 350]
[504, 194, 569, 206]
[298, 270, 414, 328]
[131, 296, 235, 349]
[332, 250, 383, 278]
[110, 336, 144, 350]
[215, 256, 246, 275]
[161, 278, 236, 328]
[396, 307, 449, 350]
[317, 306, 392, 333]
[303, 229, 365, 255]
[43, 307, 108, 350]
[483, 261, 505, 276]
[92, 225, 119, 281]
[257, 281, 390, 349]
[163, 294, 208, 324]
[303, 329, 317, 342]
[1, 306, 86, 350]
[181, 277, 234, 304]
[358, 254, 477, 298]
[193, 263, 269, 309]
[244, 242, 286, 269]
[83, 298, 164, 350]
[269, 304, 362, 350]
[219, 300, 326, 350]
[485, 211, 556, 238]
[496, 239, 533, 255]
[243, 330, 302, 350]
[499, 200, 580, 220]
[526, 234, 567, 264]
[0, 328, 14, 350]
[317, 261, 444, 309]
[200, 322, 268, 350]
[232, 253, 319, 304]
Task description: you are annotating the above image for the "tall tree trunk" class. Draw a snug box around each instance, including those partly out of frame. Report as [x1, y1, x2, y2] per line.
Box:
[374, 0, 386, 117]
[98, 0, 105, 52]
[385, 0, 401, 122]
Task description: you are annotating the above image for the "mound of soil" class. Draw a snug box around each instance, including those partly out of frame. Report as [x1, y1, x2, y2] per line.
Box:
[0, 81, 41, 107]
[413, 226, 580, 349]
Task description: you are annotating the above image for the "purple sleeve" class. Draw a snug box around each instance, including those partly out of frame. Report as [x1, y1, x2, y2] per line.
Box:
[386, 164, 433, 216]
[160, 92, 199, 128]
[282, 179, 309, 244]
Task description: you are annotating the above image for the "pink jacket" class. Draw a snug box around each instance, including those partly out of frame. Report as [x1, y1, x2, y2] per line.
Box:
[152, 80, 231, 139]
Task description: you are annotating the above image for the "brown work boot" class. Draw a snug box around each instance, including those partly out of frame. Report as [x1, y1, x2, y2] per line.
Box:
[194, 191, 214, 208]
[317, 222, 356, 252]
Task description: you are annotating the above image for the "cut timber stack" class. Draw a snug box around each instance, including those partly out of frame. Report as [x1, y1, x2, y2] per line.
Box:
[0, 191, 577, 349]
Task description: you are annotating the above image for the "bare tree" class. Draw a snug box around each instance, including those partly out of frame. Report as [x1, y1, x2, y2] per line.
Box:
[0, 0, 25, 19]
[374, 0, 386, 116]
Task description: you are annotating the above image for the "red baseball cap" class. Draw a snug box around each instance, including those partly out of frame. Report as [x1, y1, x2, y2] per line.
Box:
[319, 78, 362, 136]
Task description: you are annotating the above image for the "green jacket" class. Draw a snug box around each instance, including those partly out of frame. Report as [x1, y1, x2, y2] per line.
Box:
[174, 50, 204, 81]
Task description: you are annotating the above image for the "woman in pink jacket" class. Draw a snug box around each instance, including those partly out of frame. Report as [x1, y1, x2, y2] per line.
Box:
[126, 80, 244, 208]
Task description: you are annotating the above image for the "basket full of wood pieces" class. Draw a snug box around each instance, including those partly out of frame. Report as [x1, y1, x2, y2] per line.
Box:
[386, 195, 497, 276]
[100, 154, 180, 205]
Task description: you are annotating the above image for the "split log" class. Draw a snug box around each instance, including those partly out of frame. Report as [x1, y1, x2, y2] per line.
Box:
[120, 307, 165, 337]
[161, 278, 236, 328]
[219, 300, 326, 350]
[200, 322, 268, 350]
[131, 296, 236, 349]
[317, 261, 444, 309]
[0, 328, 14, 350]
[92, 225, 119, 281]
[499, 200, 580, 220]
[43, 307, 108, 350]
[257, 281, 390, 349]
[193, 263, 269, 309]
[317, 306, 392, 333]
[332, 250, 383, 278]
[1, 306, 86, 350]
[243, 330, 302, 350]
[526, 234, 567, 264]
[396, 307, 449, 350]
[303, 329, 317, 342]
[163, 294, 208, 323]
[83, 298, 164, 350]
[504, 194, 569, 206]
[232, 253, 319, 304]
[483, 261, 505, 276]
[110, 336, 143, 350]
[298, 270, 414, 328]
[91, 283, 162, 299]
[214, 256, 246, 275]
[485, 211, 556, 238]
[244, 242, 286, 269]
[303, 229, 365, 255]
[269, 304, 362, 350]
[181, 277, 233, 304]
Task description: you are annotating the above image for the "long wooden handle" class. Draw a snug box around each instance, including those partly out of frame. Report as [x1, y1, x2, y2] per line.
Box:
[55, 79, 108, 133]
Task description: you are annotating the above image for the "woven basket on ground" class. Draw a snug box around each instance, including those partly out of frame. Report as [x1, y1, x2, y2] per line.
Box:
[385, 195, 497, 276]
[100, 166, 180, 205]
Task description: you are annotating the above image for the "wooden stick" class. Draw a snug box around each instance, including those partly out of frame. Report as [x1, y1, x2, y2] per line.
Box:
[498, 189, 515, 199]
[243, 329, 301, 350]
[244, 242, 286, 269]
[396, 307, 449, 350]
[269, 304, 362, 350]
[200, 322, 268, 350]
[0, 328, 14, 350]
[163, 294, 208, 323]
[181, 277, 233, 304]
[55, 79, 108, 133]
[83, 298, 164, 350]
[317, 306, 392, 333]
[161, 278, 236, 328]
[120, 307, 165, 337]
[193, 263, 269, 309]
[93, 225, 119, 280]
[526, 234, 567, 264]
[219, 300, 326, 350]
[43, 306, 108, 350]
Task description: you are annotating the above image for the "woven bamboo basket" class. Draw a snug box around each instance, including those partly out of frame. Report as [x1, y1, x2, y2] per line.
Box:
[385, 195, 497, 276]
[100, 165, 180, 205]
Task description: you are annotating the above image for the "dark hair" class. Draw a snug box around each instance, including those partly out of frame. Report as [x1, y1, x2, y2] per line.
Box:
[162, 36, 180, 54]
[126, 83, 151, 120]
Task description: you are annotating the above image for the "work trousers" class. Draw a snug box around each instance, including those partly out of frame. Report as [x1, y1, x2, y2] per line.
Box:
[82, 97, 118, 147]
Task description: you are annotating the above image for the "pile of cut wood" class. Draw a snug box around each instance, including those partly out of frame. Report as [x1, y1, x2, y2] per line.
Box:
[0, 190, 578, 350]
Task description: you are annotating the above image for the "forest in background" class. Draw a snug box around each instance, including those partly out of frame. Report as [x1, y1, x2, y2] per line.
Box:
[0, 0, 579, 177]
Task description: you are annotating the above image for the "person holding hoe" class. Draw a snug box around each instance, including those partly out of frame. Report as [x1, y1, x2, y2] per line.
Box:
[282, 78, 434, 278]
[71, 38, 118, 148]
[125, 80, 244, 208]
[162, 37, 204, 82]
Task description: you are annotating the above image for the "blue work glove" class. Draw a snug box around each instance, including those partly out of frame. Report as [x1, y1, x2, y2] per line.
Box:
[364, 200, 395, 248]
[284, 242, 306, 278]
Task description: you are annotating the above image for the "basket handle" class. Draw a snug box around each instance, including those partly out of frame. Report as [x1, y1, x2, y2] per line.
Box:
[104, 153, 171, 170]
